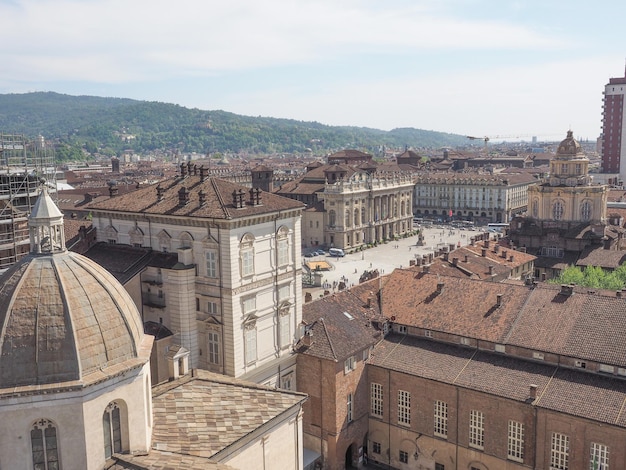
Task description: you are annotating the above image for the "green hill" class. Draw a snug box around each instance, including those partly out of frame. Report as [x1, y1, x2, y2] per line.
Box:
[0, 92, 467, 160]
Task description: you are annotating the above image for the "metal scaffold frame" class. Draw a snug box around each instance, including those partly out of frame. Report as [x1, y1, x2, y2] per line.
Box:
[0, 133, 57, 270]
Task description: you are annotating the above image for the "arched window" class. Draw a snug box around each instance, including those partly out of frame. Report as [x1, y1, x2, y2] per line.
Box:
[401, 200, 405, 217]
[354, 209, 359, 227]
[103, 402, 122, 459]
[361, 207, 366, 224]
[178, 231, 194, 249]
[552, 200, 565, 221]
[31, 419, 59, 470]
[240, 233, 255, 277]
[532, 199, 539, 218]
[329, 210, 336, 227]
[345, 209, 351, 228]
[581, 200, 592, 221]
[276, 226, 289, 266]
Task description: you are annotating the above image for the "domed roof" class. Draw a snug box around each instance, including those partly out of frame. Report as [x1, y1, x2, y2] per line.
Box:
[0, 188, 148, 390]
[0, 252, 146, 388]
[556, 130, 583, 156]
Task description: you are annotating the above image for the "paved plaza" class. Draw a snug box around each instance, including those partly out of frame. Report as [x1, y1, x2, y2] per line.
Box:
[303, 225, 487, 299]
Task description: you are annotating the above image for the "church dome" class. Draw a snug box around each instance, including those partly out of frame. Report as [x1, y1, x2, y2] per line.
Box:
[556, 130, 583, 156]
[0, 188, 147, 389]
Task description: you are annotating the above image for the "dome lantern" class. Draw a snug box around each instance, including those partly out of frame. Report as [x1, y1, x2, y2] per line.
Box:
[29, 185, 66, 254]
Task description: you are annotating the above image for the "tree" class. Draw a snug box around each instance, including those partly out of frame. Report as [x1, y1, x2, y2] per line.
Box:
[549, 264, 625, 290]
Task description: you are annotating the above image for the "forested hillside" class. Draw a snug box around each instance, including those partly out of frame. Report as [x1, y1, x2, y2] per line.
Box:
[0, 92, 467, 160]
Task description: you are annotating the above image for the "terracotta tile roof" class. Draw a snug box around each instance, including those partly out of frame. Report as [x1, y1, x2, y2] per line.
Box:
[382, 271, 529, 342]
[298, 279, 384, 361]
[370, 334, 626, 427]
[112, 451, 233, 469]
[505, 283, 626, 365]
[148, 370, 306, 459]
[276, 179, 325, 196]
[87, 175, 304, 219]
[576, 245, 626, 270]
[536, 368, 626, 427]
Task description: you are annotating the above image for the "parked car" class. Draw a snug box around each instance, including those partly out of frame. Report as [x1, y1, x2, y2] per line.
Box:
[304, 252, 315, 258]
[315, 250, 326, 256]
[329, 248, 345, 257]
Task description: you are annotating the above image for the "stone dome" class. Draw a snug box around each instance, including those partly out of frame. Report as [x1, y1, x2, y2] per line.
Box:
[0, 188, 147, 390]
[0, 251, 146, 388]
[556, 130, 583, 156]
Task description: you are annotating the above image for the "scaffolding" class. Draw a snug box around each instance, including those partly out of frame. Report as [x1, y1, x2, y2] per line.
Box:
[0, 133, 56, 270]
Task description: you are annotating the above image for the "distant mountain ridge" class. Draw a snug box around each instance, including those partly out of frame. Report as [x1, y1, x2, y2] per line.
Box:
[0, 92, 467, 158]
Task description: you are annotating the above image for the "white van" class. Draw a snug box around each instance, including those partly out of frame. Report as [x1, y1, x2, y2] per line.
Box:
[329, 248, 345, 257]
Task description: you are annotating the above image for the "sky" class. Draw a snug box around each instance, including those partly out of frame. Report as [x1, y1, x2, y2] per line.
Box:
[1, 0, 624, 142]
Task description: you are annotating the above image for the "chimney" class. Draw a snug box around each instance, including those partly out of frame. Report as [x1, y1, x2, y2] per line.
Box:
[198, 190, 206, 206]
[367, 292, 375, 308]
[452, 257, 459, 266]
[443, 252, 449, 261]
[156, 185, 165, 201]
[178, 187, 190, 206]
[180, 162, 187, 177]
[193, 164, 198, 176]
[302, 331, 312, 347]
[485, 240, 490, 249]
[232, 189, 245, 208]
[529, 384, 538, 400]
[199, 165, 207, 181]
[187, 161, 193, 176]
[464, 254, 469, 263]
[509, 255, 514, 262]
[494, 244, 499, 253]
[423, 265, 430, 274]
[436, 282, 444, 294]
[502, 249, 508, 259]
[488, 265, 494, 275]
[496, 294, 503, 306]
[617, 291, 622, 298]
[560, 284, 574, 296]
[108, 182, 118, 197]
[482, 248, 487, 257]
[519, 246, 527, 253]
[449, 243, 455, 252]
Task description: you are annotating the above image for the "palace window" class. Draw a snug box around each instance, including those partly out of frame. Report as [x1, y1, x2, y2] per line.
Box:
[277, 226, 289, 266]
[240, 233, 255, 277]
[550, 432, 569, 470]
[469, 410, 484, 450]
[206, 250, 217, 277]
[589, 442, 609, 470]
[398, 390, 411, 426]
[371, 383, 383, 417]
[508, 420, 525, 462]
[399, 450, 409, 464]
[434, 400, 448, 438]
[581, 200, 592, 221]
[208, 330, 220, 365]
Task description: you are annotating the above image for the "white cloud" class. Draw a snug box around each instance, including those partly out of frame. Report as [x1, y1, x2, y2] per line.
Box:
[0, 0, 568, 83]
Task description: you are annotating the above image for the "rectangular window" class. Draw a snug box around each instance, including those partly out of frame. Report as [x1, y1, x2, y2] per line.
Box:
[469, 410, 484, 449]
[245, 328, 257, 365]
[398, 325, 407, 334]
[590, 442, 609, 470]
[347, 393, 353, 422]
[363, 347, 371, 362]
[278, 284, 290, 301]
[399, 450, 408, 464]
[398, 390, 411, 426]
[507, 420, 524, 462]
[550, 432, 569, 470]
[344, 356, 356, 374]
[206, 250, 217, 277]
[208, 301, 218, 315]
[208, 331, 220, 365]
[371, 383, 383, 417]
[434, 401, 448, 438]
[243, 296, 256, 315]
[279, 314, 290, 348]
[242, 249, 254, 276]
[425, 330, 433, 338]
[372, 442, 381, 454]
[278, 239, 289, 266]
[281, 373, 293, 390]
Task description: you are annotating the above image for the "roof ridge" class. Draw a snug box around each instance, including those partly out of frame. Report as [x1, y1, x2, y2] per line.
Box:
[319, 317, 338, 361]
[210, 178, 230, 219]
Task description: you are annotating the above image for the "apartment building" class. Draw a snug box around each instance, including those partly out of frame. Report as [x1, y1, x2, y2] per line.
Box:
[601, 66, 626, 176]
[413, 171, 536, 224]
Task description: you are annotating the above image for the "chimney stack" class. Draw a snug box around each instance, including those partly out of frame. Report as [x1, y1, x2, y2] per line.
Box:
[488, 265, 494, 275]
[502, 249, 508, 259]
[198, 190, 206, 206]
[199, 165, 207, 182]
[464, 254, 469, 263]
[509, 255, 514, 262]
[560, 284, 574, 296]
[496, 294, 503, 306]
[178, 187, 190, 206]
[482, 248, 487, 257]
[156, 185, 164, 202]
[180, 163, 187, 177]
[529, 384, 538, 400]
[494, 244, 500, 253]
[452, 257, 459, 266]
[436, 282, 444, 294]
[423, 265, 430, 274]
